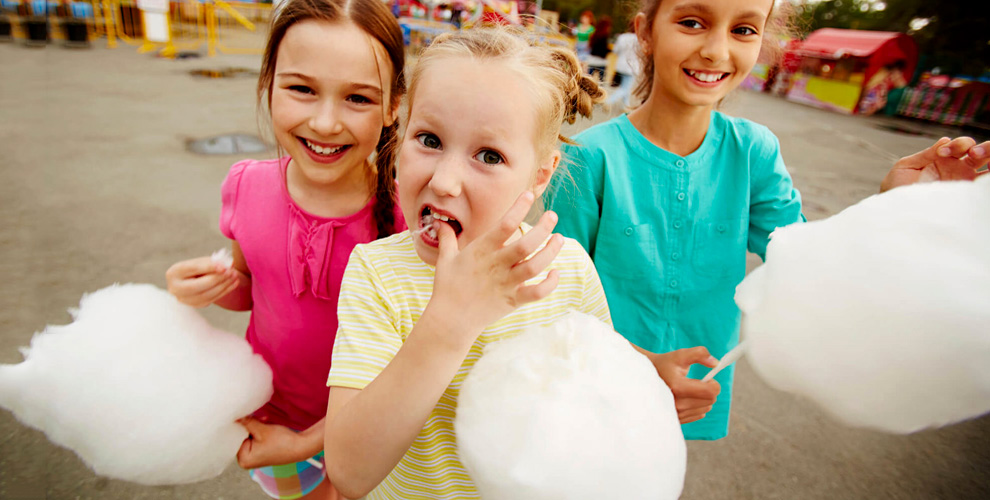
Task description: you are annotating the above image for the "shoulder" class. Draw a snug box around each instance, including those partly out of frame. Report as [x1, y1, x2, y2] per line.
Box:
[554, 236, 596, 271]
[223, 158, 282, 192]
[712, 111, 781, 159]
[564, 116, 628, 162]
[349, 232, 424, 278]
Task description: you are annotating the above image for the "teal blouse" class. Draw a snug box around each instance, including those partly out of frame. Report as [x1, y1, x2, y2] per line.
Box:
[548, 112, 804, 440]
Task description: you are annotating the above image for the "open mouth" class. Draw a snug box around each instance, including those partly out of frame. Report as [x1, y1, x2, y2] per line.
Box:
[300, 137, 351, 156]
[419, 206, 463, 239]
[684, 69, 729, 83]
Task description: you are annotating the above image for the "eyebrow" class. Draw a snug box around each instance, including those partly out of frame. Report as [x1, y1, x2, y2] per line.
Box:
[275, 72, 383, 96]
[671, 3, 767, 22]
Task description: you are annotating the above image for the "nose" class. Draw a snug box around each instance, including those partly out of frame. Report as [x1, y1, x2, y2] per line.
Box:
[428, 154, 462, 198]
[699, 30, 729, 64]
[309, 99, 344, 137]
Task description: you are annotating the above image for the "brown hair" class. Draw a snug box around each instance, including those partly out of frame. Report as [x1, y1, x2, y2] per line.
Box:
[257, 0, 406, 239]
[408, 27, 605, 163]
[632, 0, 795, 104]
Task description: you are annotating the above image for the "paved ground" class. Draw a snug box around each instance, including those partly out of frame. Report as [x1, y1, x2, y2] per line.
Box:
[1, 35, 988, 500]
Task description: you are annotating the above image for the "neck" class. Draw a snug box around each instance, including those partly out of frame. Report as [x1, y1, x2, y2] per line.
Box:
[285, 158, 373, 218]
[628, 92, 713, 157]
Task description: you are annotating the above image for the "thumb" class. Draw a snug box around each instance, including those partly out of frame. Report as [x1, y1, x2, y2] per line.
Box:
[435, 222, 458, 262]
[239, 416, 266, 436]
[675, 346, 719, 369]
[898, 137, 951, 171]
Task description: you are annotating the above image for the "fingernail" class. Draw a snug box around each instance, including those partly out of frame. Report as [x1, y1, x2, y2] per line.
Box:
[547, 211, 558, 223]
[707, 356, 718, 365]
[938, 147, 951, 157]
[973, 146, 985, 157]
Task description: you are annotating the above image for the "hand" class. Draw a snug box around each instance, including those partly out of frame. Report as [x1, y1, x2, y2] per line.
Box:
[428, 191, 564, 342]
[236, 417, 311, 469]
[165, 256, 238, 308]
[881, 136, 989, 192]
[645, 346, 721, 424]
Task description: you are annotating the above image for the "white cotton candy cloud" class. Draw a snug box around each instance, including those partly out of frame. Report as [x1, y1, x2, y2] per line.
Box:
[736, 176, 990, 434]
[0, 283, 272, 485]
[211, 247, 234, 269]
[456, 311, 685, 500]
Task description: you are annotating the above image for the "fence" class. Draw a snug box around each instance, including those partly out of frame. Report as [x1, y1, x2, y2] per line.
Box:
[0, 0, 271, 56]
[896, 80, 990, 129]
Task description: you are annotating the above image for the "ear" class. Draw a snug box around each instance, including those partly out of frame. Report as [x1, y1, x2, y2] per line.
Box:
[531, 150, 561, 198]
[634, 13, 651, 55]
[384, 99, 400, 128]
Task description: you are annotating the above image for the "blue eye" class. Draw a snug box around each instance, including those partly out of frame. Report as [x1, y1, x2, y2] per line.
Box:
[417, 133, 441, 149]
[475, 150, 503, 165]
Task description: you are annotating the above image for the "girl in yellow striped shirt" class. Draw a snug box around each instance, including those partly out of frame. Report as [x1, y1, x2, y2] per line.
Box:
[324, 27, 720, 499]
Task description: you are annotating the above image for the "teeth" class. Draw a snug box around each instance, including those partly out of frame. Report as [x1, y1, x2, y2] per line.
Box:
[689, 70, 725, 83]
[304, 139, 344, 155]
[428, 209, 456, 223]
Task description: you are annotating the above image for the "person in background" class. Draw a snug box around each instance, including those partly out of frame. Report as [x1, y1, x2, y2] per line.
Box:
[586, 15, 612, 81]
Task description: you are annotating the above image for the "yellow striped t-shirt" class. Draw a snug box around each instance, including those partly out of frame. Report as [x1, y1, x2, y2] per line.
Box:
[328, 229, 612, 499]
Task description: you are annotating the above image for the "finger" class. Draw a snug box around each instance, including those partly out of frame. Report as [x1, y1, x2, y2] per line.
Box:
[175, 272, 235, 305]
[679, 409, 709, 424]
[193, 272, 239, 305]
[168, 257, 225, 280]
[500, 210, 559, 265]
[674, 346, 720, 369]
[964, 141, 989, 169]
[514, 268, 559, 305]
[508, 233, 563, 284]
[670, 378, 721, 400]
[936, 136, 977, 159]
[894, 137, 950, 171]
[675, 398, 715, 413]
[483, 191, 535, 250]
[236, 437, 254, 467]
[435, 221, 459, 264]
[240, 416, 266, 436]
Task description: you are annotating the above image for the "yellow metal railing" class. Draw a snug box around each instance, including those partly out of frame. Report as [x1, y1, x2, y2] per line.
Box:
[1, 0, 270, 56]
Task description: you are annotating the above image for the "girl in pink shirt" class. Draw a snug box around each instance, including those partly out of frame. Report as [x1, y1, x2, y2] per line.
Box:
[165, 0, 406, 498]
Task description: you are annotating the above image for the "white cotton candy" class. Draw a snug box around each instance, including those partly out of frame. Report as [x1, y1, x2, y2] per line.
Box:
[456, 311, 685, 500]
[0, 283, 272, 485]
[736, 176, 990, 434]
[211, 247, 234, 269]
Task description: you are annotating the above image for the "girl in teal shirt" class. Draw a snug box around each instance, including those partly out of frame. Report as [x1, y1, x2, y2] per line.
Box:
[549, 0, 990, 440]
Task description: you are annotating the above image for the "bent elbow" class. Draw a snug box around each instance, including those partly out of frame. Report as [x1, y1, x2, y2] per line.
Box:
[325, 460, 375, 499]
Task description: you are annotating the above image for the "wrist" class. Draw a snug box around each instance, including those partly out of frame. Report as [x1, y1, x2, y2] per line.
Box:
[417, 303, 482, 354]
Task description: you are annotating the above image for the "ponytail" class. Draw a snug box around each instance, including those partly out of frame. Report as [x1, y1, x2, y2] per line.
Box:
[372, 121, 400, 239]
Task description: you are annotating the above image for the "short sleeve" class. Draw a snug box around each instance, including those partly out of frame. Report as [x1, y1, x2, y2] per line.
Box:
[219, 160, 251, 240]
[547, 141, 605, 256]
[577, 244, 612, 326]
[748, 130, 805, 259]
[327, 245, 403, 389]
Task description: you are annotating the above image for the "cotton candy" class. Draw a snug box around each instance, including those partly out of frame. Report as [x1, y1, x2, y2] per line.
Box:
[736, 176, 990, 434]
[0, 283, 272, 485]
[456, 311, 685, 500]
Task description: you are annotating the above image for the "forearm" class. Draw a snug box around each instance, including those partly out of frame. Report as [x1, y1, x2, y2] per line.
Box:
[324, 309, 478, 498]
[213, 269, 252, 311]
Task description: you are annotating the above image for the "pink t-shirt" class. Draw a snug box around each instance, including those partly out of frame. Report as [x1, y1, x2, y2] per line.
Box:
[220, 158, 406, 430]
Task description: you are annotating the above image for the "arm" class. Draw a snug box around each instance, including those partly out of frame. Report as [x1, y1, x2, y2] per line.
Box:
[212, 241, 252, 311]
[748, 132, 805, 260]
[880, 136, 989, 192]
[324, 193, 562, 498]
[235, 416, 324, 469]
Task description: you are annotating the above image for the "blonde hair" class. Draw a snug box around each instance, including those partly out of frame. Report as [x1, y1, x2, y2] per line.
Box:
[407, 27, 606, 163]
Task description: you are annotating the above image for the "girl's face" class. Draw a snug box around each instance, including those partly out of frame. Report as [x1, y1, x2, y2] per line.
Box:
[639, 0, 770, 110]
[398, 57, 558, 266]
[271, 19, 395, 191]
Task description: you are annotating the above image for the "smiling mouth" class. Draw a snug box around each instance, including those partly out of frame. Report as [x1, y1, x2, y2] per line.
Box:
[685, 69, 730, 83]
[420, 206, 463, 236]
[300, 137, 350, 156]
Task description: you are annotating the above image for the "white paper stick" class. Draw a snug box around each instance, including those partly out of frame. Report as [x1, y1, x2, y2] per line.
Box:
[701, 340, 748, 382]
